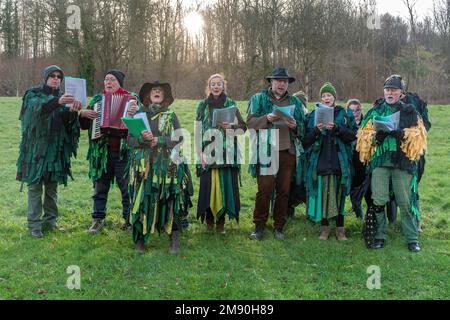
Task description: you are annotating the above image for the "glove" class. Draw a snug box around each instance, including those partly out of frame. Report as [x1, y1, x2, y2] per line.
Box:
[375, 131, 389, 145]
[389, 130, 404, 141]
[332, 124, 340, 135]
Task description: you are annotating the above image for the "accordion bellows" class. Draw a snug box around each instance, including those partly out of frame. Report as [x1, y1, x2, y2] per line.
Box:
[92, 93, 135, 140]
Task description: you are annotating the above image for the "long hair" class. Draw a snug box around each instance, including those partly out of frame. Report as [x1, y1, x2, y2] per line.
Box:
[204, 73, 227, 97]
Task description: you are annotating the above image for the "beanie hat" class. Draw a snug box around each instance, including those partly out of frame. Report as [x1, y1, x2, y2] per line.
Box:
[43, 65, 64, 83]
[320, 82, 337, 99]
[105, 69, 125, 87]
[383, 75, 404, 91]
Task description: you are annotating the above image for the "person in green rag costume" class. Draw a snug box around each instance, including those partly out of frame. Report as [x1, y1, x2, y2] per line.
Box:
[303, 82, 357, 241]
[17, 65, 82, 238]
[356, 75, 427, 252]
[247, 68, 306, 241]
[195, 73, 247, 234]
[79, 70, 139, 233]
[381, 75, 431, 230]
[128, 81, 193, 253]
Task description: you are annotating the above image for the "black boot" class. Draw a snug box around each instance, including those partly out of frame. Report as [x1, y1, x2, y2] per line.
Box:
[408, 242, 421, 252]
[363, 206, 378, 248]
[249, 223, 264, 241]
[371, 239, 385, 249]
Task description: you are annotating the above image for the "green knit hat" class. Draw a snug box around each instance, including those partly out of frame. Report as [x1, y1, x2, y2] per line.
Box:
[320, 82, 337, 99]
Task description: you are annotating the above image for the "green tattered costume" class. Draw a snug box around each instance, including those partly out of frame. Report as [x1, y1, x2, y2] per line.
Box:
[356, 99, 427, 221]
[247, 89, 305, 182]
[84, 91, 139, 182]
[195, 96, 246, 223]
[17, 85, 80, 186]
[304, 106, 356, 222]
[128, 105, 193, 243]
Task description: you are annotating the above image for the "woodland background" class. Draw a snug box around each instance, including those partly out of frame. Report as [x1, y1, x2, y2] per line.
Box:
[0, 0, 449, 102]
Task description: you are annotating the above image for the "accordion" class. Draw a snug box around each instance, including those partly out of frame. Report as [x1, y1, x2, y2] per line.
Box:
[91, 93, 136, 140]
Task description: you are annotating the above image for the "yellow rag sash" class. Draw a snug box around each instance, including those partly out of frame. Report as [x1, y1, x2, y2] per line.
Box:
[209, 169, 223, 219]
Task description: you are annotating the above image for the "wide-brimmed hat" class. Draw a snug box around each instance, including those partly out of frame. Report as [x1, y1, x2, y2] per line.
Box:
[139, 81, 174, 106]
[266, 68, 296, 83]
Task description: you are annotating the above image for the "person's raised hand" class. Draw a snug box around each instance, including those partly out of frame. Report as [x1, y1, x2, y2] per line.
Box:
[267, 113, 280, 123]
[127, 101, 139, 117]
[286, 118, 297, 129]
[218, 122, 232, 130]
[151, 137, 158, 148]
[80, 109, 99, 119]
[141, 130, 153, 141]
[70, 101, 83, 112]
[59, 94, 75, 105]
[375, 130, 389, 144]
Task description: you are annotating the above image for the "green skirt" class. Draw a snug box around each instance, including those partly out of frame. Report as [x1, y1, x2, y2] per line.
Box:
[307, 175, 346, 222]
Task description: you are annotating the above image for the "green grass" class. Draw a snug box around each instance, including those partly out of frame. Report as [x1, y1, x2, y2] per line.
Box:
[0, 97, 448, 300]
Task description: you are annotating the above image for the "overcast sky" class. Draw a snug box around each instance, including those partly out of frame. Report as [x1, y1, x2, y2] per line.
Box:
[182, 0, 436, 21]
[374, 0, 436, 21]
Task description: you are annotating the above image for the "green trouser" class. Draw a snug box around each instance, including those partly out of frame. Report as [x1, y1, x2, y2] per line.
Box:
[27, 180, 58, 231]
[371, 166, 418, 243]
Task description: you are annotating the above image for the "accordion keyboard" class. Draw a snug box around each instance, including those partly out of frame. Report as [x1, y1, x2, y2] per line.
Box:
[91, 101, 102, 140]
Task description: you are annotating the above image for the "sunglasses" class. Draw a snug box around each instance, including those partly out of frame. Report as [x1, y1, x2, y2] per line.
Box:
[49, 74, 63, 79]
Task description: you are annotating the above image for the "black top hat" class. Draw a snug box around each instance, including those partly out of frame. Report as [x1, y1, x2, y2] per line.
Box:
[266, 68, 296, 83]
[139, 81, 174, 107]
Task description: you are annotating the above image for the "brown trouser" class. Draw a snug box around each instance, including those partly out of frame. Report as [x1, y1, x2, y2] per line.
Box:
[253, 150, 296, 229]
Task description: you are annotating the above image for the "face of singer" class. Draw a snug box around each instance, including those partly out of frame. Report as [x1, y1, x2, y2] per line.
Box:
[150, 87, 164, 104]
[210, 77, 224, 97]
[104, 75, 121, 94]
[349, 103, 362, 122]
[384, 87, 402, 105]
[46, 72, 62, 90]
[321, 92, 335, 107]
[270, 79, 289, 98]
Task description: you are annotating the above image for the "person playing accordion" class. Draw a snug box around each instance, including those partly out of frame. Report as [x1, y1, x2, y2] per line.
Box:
[79, 69, 139, 233]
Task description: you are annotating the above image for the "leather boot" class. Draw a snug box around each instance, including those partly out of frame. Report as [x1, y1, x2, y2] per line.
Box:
[169, 231, 180, 254]
[249, 223, 264, 241]
[336, 227, 348, 241]
[319, 226, 330, 240]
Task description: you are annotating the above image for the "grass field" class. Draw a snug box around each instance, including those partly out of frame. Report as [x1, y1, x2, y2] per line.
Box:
[0, 97, 448, 300]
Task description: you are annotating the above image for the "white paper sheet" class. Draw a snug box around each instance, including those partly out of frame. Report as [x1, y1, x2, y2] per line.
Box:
[64, 77, 87, 108]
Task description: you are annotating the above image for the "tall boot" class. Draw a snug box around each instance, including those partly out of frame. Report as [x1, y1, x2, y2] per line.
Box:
[169, 231, 180, 254]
